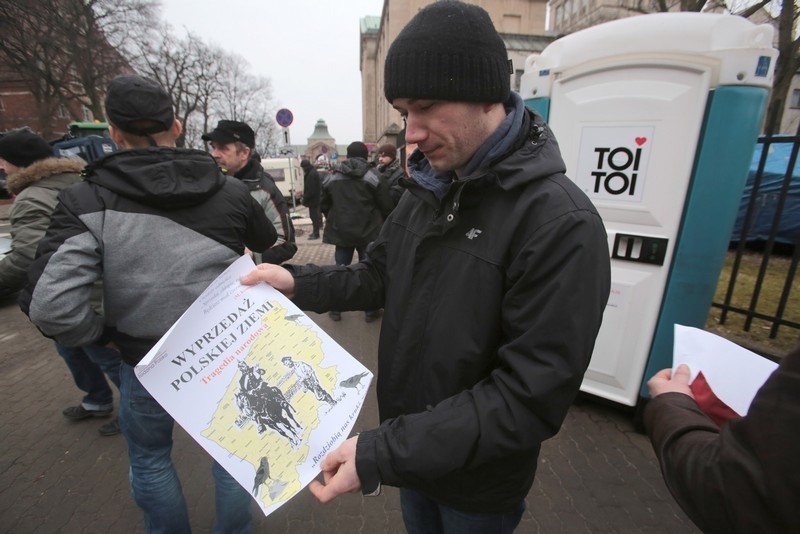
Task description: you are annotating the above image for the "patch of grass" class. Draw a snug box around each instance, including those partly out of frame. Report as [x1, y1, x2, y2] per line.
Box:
[706, 250, 800, 358]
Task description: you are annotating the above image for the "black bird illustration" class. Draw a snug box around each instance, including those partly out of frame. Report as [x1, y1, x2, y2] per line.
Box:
[252, 456, 270, 496]
[339, 372, 370, 391]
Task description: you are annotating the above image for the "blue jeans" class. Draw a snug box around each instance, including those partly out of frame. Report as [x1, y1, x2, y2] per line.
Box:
[55, 341, 122, 411]
[334, 245, 367, 267]
[400, 489, 525, 534]
[119, 363, 252, 534]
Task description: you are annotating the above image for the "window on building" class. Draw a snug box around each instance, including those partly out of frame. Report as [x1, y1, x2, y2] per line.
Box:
[791, 89, 800, 109]
[0, 98, 4, 112]
[83, 106, 93, 122]
[58, 104, 69, 118]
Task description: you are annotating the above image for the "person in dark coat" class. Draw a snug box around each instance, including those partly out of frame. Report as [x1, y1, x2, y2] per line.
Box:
[376, 143, 405, 208]
[300, 159, 322, 239]
[320, 141, 392, 322]
[204, 120, 297, 264]
[239, 2, 610, 531]
[645, 344, 800, 533]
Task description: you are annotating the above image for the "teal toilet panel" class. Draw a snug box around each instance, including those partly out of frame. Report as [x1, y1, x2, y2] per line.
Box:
[524, 98, 550, 122]
[639, 86, 770, 399]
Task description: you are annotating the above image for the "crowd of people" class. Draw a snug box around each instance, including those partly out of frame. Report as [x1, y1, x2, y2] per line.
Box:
[0, 1, 796, 533]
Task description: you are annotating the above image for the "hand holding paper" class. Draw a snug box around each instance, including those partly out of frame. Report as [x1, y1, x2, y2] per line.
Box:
[647, 364, 693, 398]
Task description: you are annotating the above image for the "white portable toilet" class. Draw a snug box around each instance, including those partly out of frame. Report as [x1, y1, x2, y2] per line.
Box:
[519, 13, 776, 407]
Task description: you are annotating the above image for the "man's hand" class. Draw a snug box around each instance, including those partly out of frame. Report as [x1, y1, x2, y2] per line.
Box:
[240, 263, 296, 298]
[647, 364, 694, 398]
[308, 436, 361, 503]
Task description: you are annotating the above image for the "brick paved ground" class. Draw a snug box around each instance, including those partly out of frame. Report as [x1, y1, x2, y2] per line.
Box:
[0, 206, 698, 533]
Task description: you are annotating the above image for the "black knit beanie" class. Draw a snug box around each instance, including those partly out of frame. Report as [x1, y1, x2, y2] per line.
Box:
[346, 142, 369, 159]
[0, 130, 53, 168]
[384, 0, 510, 103]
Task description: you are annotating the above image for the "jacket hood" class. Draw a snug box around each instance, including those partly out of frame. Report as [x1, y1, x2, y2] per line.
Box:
[337, 157, 372, 178]
[489, 109, 567, 190]
[84, 147, 226, 209]
[6, 157, 85, 195]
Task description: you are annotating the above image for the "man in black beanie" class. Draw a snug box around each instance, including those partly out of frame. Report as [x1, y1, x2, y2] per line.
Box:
[240, 2, 611, 531]
[22, 74, 276, 532]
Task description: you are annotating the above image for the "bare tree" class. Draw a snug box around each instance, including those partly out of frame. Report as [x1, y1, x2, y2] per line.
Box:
[213, 62, 280, 156]
[0, 0, 157, 136]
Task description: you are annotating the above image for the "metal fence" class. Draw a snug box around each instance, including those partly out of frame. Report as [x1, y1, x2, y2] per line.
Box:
[712, 126, 800, 345]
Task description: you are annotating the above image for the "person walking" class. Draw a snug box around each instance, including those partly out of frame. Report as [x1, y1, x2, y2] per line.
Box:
[240, 2, 611, 532]
[0, 129, 122, 437]
[203, 119, 297, 264]
[320, 141, 392, 322]
[376, 143, 405, 208]
[21, 75, 277, 533]
[300, 159, 322, 239]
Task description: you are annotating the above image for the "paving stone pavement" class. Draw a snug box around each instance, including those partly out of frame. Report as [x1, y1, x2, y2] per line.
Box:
[0, 208, 699, 533]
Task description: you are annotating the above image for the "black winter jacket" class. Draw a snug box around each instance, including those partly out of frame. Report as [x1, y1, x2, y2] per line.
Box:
[378, 158, 405, 207]
[21, 148, 276, 365]
[288, 110, 611, 511]
[320, 158, 393, 247]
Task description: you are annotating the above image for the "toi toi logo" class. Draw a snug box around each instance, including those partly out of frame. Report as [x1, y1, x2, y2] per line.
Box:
[590, 140, 647, 196]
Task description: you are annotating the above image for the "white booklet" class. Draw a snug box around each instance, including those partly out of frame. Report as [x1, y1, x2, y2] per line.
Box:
[135, 255, 373, 517]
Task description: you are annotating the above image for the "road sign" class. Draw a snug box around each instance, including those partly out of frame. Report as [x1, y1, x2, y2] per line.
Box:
[276, 108, 294, 128]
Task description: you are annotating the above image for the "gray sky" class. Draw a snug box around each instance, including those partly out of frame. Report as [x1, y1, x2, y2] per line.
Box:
[158, 0, 385, 145]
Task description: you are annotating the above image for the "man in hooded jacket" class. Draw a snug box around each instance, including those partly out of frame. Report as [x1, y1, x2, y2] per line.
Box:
[320, 141, 392, 322]
[21, 75, 277, 533]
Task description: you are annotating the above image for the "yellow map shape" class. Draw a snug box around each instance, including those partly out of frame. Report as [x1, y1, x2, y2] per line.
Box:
[200, 301, 340, 507]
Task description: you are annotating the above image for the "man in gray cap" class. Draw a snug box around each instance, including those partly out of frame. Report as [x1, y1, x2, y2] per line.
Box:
[240, 2, 610, 531]
[22, 74, 277, 533]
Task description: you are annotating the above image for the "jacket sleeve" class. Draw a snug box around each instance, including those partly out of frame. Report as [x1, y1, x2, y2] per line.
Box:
[244, 196, 278, 255]
[644, 348, 800, 532]
[372, 172, 394, 219]
[255, 175, 297, 265]
[20, 194, 105, 347]
[0, 196, 51, 295]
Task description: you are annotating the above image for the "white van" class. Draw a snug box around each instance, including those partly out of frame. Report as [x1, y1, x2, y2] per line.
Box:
[261, 157, 303, 208]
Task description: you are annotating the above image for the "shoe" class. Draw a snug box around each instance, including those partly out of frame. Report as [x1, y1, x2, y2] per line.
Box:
[62, 405, 113, 420]
[98, 417, 121, 437]
[329, 311, 341, 321]
[365, 310, 381, 323]
[308, 234, 320, 240]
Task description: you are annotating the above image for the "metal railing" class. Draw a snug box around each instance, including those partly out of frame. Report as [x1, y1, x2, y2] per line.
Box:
[712, 124, 800, 343]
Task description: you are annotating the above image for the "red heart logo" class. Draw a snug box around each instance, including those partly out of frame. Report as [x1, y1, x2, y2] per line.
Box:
[635, 137, 647, 146]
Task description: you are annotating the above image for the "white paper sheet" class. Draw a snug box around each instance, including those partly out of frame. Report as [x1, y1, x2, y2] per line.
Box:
[672, 324, 778, 416]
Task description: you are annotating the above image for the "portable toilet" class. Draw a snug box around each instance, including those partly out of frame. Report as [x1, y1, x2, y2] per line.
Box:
[519, 13, 776, 407]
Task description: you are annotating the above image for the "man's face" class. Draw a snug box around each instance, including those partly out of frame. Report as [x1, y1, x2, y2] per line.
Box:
[378, 153, 394, 167]
[209, 140, 249, 174]
[392, 99, 494, 176]
[0, 158, 19, 175]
